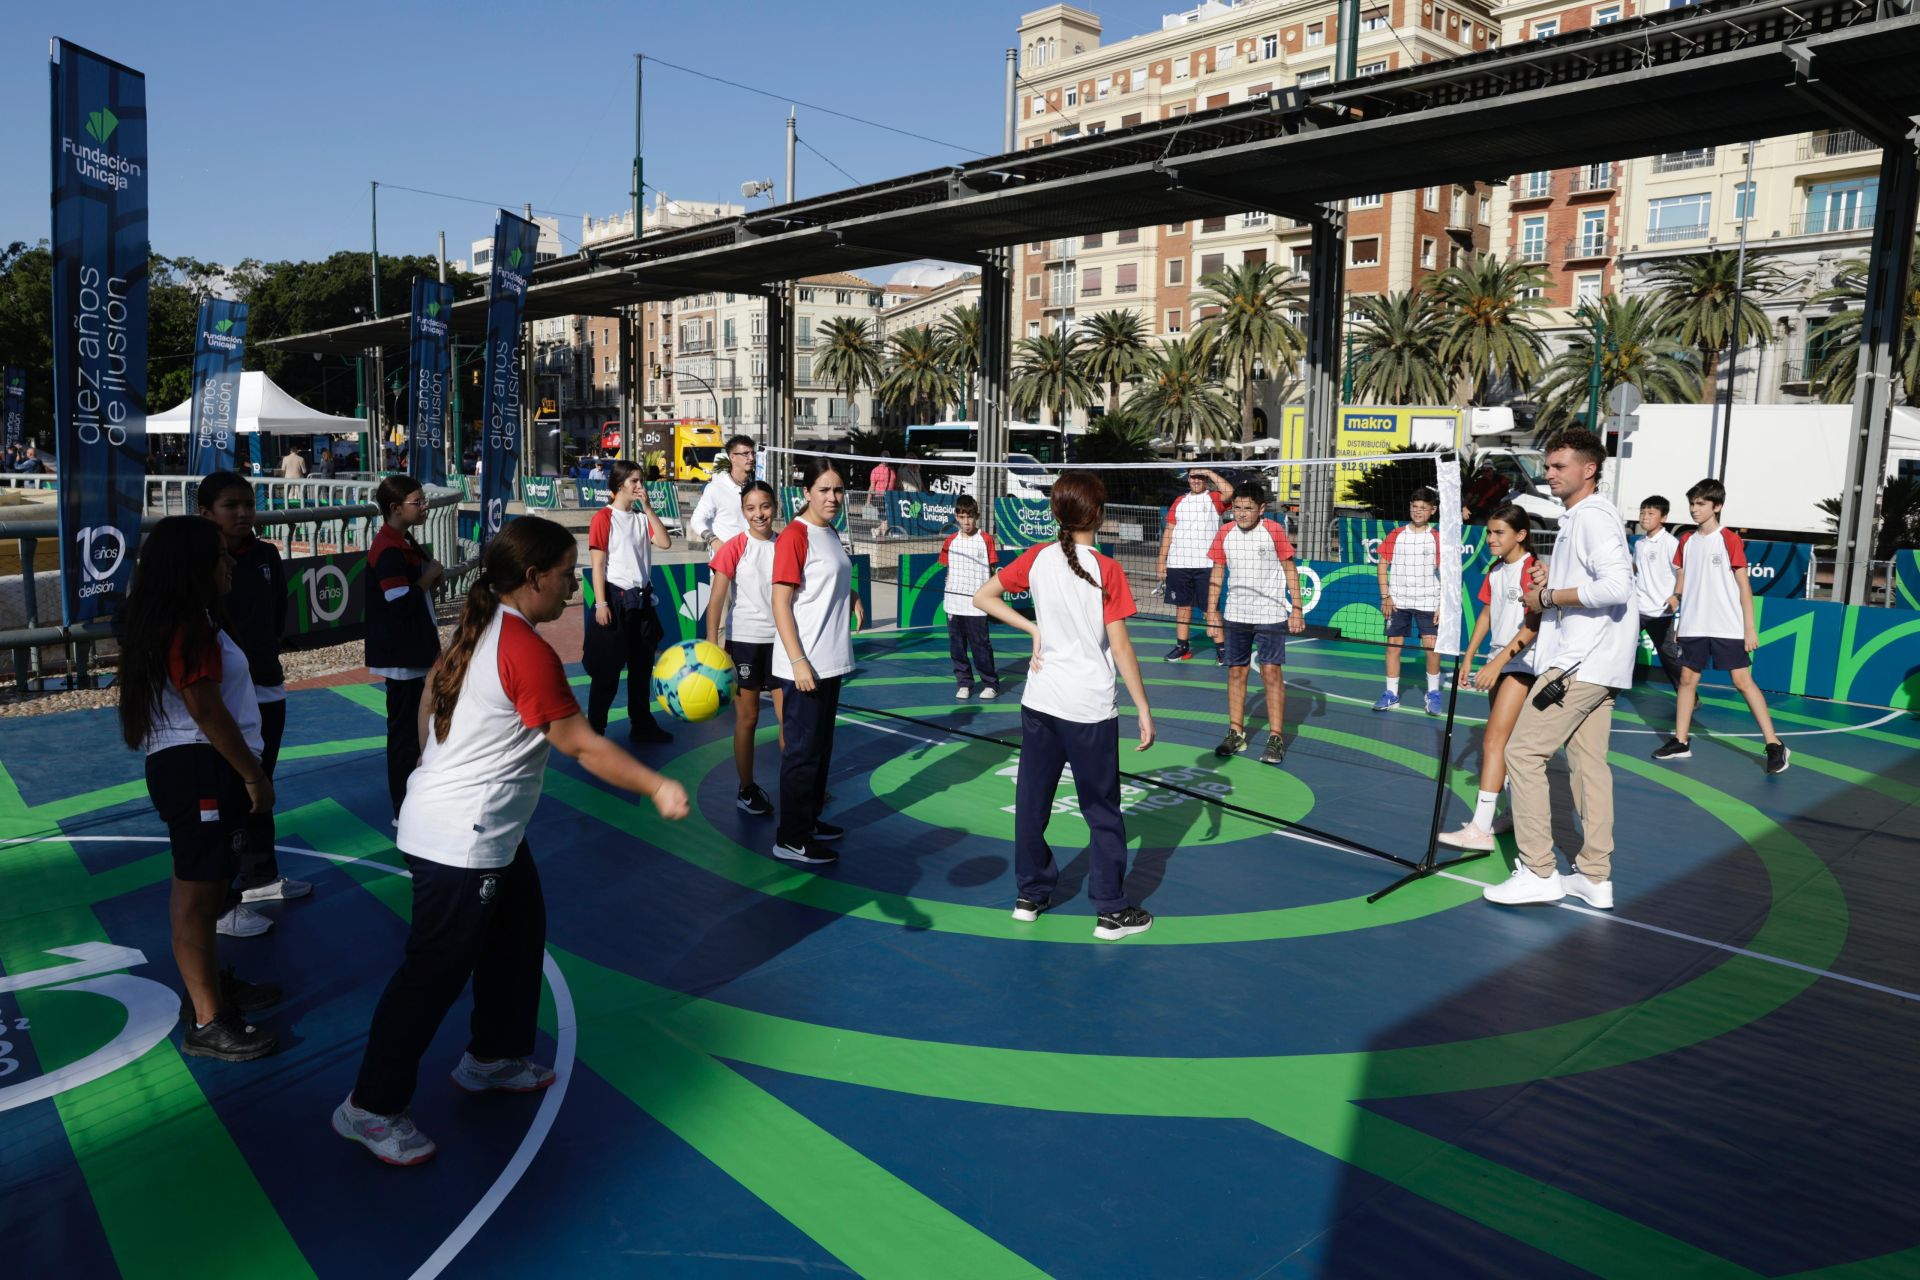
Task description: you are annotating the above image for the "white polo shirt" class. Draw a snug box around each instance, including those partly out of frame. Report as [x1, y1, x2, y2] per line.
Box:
[1477, 554, 1540, 676]
[1207, 518, 1298, 624]
[940, 530, 999, 619]
[710, 531, 777, 644]
[998, 541, 1138, 723]
[1632, 527, 1679, 618]
[1164, 490, 1227, 570]
[588, 505, 657, 592]
[1381, 524, 1442, 611]
[144, 621, 265, 757]
[1531, 492, 1636, 688]
[1675, 527, 1749, 640]
[771, 518, 855, 681]
[690, 472, 751, 552]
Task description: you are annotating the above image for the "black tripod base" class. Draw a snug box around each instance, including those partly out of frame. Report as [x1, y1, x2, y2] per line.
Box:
[1366, 849, 1492, 904]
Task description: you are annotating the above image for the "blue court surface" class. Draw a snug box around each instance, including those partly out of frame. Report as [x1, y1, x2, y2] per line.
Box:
[3, 618, 1916, 1278]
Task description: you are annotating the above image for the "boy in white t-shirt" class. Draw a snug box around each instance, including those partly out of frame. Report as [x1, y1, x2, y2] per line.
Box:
[939, 495, 1000, 699]
[1373, 486, 1445, 715]
[1203, 481, 1305, 765]
[1651, 478, 1788, 775]
[1155, 467, 1233, 662]
[1630, 495, 1686, 691]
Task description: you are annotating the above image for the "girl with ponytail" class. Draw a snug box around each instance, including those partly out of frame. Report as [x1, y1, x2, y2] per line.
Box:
[971, 472, 1158, 941]
[364, 474, 443, 817]
[334, 516, 689, 1168]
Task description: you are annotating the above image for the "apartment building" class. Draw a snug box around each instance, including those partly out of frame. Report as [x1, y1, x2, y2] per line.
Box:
[876, 267, 983, 342]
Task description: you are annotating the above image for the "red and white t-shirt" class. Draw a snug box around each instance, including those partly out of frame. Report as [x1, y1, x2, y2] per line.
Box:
[1207, 518, 1297, 625]
[588, 505, 657, 592]
[1381, 524, 1442, 612]
[144, 619, 265, 757]
[999, 542, 1137, 723]
[1476, 555, 1539, 675]
[397, 606, 582, 869]
[939, 529, 998, 619]
[710, 531, 777, 644]
[1675, 527, 1748, 639]
[1164, 489, 1227, 569]
[772, 518, 854, 682]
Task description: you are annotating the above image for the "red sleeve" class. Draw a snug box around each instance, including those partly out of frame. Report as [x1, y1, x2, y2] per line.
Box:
[982, 534, 998, 563]
[1381, 527, 1401, 563]
[938, 532, 956, 566]
[1206, 524, 1231, 564]
[1477, 576, 1493, 605]
[166, 624, 221, 690]
[998, 543, 1044, 593]
[497, 615, 581, 729]
[1722, 530, 1747, 569]
[1163, 501, 1178, 528]
[1098, 553, 1138, 624]
[587, 508, 612, 552]
[1673, 531, 1691, 569]
[1208, 491, 1226, 514]
[1266, 520, 1295, 561]
[771, 521, 810, 588]
[373, 545, 412, 596]
[710, 533, 746, 578]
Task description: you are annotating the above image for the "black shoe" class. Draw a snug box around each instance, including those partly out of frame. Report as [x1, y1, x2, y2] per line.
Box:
[182, 1010, 278, 1062]
[1764, 741, 1790, 775]
[179, 967, 283, 1023]
[629, 724, 674, 745]
[737, 784, 773, 816]
[1651, 736, 1692, 761]
[771, 839, 838, 866]
[811, 820, 845, 842]
[1093, 906, 1154, 940]
[1011, 898, 1051, 922]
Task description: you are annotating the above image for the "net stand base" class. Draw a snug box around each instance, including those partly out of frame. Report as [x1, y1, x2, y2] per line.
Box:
[1367, 650, 1491, 904]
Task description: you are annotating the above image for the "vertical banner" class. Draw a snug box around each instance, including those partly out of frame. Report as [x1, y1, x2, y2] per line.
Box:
[2, 368, 23, 449]
[408, 277, 453, 487]
[187, 298, 245, 475]
[479, 210, 538, 541]
[51, 40, 148, 625]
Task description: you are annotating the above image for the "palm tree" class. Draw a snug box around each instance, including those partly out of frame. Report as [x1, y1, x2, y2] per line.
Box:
[1645, 250, 1786, 404]
[1347, 291, 1451, 405]
[1011, 329, 1098, 426]
[1427, 255, 1552, 403]
[1807, 238, 1920, 405]
[814, 316, 882, 428]
[877, 326, 959, 425]
[1190, 262, 1305, 441]
[1535, 296, 1701, 429]
[932, 303, 984, 421]
[1080, 309, 1152, 415]
[1124, 335, 1239, 450]
[1073, 411, 1156, 464]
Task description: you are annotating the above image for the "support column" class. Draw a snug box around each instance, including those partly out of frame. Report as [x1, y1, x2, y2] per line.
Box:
[1834, 119, 1920, 604]
[1300, 204, 1347, 561]
[978, 247, 1013, 535]
[618, 310, 636, 462]
[766, 288, 791, 459]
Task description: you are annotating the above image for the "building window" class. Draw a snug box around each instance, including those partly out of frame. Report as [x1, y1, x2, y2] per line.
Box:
[1353, 193, 1383, 208]
[1083, 231, 1104, 248]
[1362, 6, 1389, 30]
[1027, 274, 1041, 299]
[1026, 320, 1041, 339]
[1203, 216, 1227, 233]
[1031, 95, 1046, 117]
[1291, 249, 1312, 278]
[1174, 55, 1191, 79]
[1532, 18, 1559, 38]
[1117, 227, 1140, 245]
[1168, 222, 1187, 234]
[1082, 267, 1103, 296]
[1423, 186, 1440, 211]
[1261, 33, 1278, 59]
[1306, 22, 1325, 47]
[1122, 112, 1142, 127]
[1420, 237, 1436, 269]
[722, 318, 736, 347]
[1351, 237, 1381, 266]
[1734, 181, 1757, 221]
[1578, 209, 1608, 254]
[1065, 87, 1078, 106]
[1097, 75, 1112, 98]
[1594, 3, 1623, 22]
[1201, 252, 1225, 275]
[1242, 248, 1266, 268]
[1653, 147, 1716, 173]
[1117, 263, 1139, 293]
[1805, 177, 1878, 233]
[1166, 309, 1183, 333]
[1358, 59, 1388, 75]
[1576, 274, 1604, 303]
[1479, 193, 1491, 224]
[1132, 65, 1147, 86]
[1297, 68, 1331, 87]
[1648, 193, 1712, 241]
[1521, 217, 1547, 261]
[1168, 258, 1185, 285]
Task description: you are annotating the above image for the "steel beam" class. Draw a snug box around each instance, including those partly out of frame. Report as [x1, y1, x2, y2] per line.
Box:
[978, 247, 1013, 535]
[1300, 205, 1346, 562]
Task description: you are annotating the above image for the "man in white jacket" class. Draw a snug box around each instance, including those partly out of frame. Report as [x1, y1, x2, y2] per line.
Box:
[689, 435, 758, 558]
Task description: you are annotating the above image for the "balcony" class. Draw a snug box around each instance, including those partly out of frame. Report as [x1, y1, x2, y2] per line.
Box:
[1569, 163, 1617, 195]
[1518, 240, 1550, 264]
[1777, 358, 1826, 392]
[1791, 206, 1877, 236]
[1510, 174, 1553, 203]
[1651, 148, 1715, 173]
[1241, 212, 1271, 229]
[1115, 281, 1139, 294]
[1800, 129, 1876, 162]
[1563, 235, 1615, 261]
[1645, 223, 1710, 244]
[680, 338, 714, 354]
[1047, 238, 1076, 260]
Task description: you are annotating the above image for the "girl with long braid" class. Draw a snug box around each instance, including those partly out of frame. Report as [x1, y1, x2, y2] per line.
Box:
[972, 473, 1158, 940]
[334, 517, 688, 1166]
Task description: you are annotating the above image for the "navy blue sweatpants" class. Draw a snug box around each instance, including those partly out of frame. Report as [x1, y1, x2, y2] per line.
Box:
[947, 614, 998, 689]
[777, 674, 842, 848]
[1014, 706, 1131, 914]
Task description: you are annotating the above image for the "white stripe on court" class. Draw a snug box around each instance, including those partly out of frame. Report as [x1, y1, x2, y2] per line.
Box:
[1610, 708, 1908, 738]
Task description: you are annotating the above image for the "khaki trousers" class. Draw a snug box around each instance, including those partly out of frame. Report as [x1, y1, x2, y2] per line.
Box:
[1503, 672, 1616, 882]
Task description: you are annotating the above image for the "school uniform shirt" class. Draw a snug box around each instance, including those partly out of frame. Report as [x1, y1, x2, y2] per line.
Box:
[939, 529, 999, 619]
[144, 620, 265, 757]
[588, 505, 658, 592]
[689, 473, 750, 551]
[709, 532, 777, 644]
[998, 542, 1138, 724]
[226, 538, 287, 704]
[1476, 555, 1540, 675]
[1380, 524, 1442, 612]
[1164, 490, 1227, 570]
[1675, 527, 1749, 640]
[1206, 518, 1297, 624]
[1631, 528, 1679, 619]
[365, 524, 441, 678]
[1531, 493, 1636, 688]
[771, 519, 855, 682]
[396, 606, 582, 869]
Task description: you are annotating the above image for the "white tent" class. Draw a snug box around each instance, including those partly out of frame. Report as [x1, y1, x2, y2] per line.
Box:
[146, 371, 367, 436]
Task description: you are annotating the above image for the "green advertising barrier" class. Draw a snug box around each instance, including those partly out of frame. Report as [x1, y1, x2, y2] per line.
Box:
[1895, 550, 1920, 611]
[573, 479, 679, 518]
[579, 554, 874, 649]
[521, 475, 561, 508]
[991, 495, 1057, 547]
[780, 486, 849, 532]
[898, 545, 1116, 629]
[281, 551, 368, 648]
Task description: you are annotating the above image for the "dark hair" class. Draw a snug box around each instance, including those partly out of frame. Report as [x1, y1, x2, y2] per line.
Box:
[1545, 426, 1606, 481]
[376, 474, 423, 519]
[954, 494, 980, 517]
[1050, 472, 1107, 598]
[1686, 477, 1726, 506]
[608, 459, 645, 492]
[739, 478, 776, 505]
[195, 470, 252, 512]
[117, 516, 228, 749]
[1410, 486, 1439, 506]
[724, 434, 754, 453]
[1486, 503, 1533, 552]
[429, 516, 577, 742]
[1233, 480, 1269, 508]
[798, 454, 846, 490]
[1641, 495, 1671, 516]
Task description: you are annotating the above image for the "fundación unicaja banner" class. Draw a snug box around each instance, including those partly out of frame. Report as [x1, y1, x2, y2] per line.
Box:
[2, 368, 23, 450]
[188, 298, 246, 475]
[479, 211, 540, 542]
[51, 40, 148, 625]
[408, 277, 454, 487]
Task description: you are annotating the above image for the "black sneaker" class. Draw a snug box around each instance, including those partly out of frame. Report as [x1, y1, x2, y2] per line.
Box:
[1011, 898, 1051, 922]
[1764, 741, 1791, 775]
[1093, 906, 1154, 940]
[629, 723, 674, 745]
[736, 784, 773, 816]
[1651, 737, 1692, 761]
[771, 839, 838, 866]
[178, 967, 283, 1023]
[811, 820, 845, 842]
[1259, 733, 1286, 766]
[182, 1010, 278, 1062]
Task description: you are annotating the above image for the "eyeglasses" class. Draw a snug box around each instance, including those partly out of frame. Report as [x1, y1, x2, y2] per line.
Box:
[401, 497, 429, 509]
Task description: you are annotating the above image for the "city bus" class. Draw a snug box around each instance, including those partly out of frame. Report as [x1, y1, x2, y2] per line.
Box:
[904, 420, 1070, 465]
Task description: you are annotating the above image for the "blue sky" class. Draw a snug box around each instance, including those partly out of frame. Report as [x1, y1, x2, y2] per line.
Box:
[5, 0, 1176, 277]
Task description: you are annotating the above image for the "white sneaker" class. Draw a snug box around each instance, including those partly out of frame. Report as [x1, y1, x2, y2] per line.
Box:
[239, 876, 312, 902]
[979, 687, 999, 701]
[1490, 811, 1514, 835]
[1482, 866, 1566, 905]
[450, 1051, 558, 1094]
[955, 686, 971, 700]
[1560, 873, 1615, 909]
[1437, 823, 1496, 852]
[216, 904, 273, 937]
[332, 1096, 437, 1166]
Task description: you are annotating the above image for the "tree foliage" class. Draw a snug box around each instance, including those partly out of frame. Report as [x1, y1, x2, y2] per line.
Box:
[1427, 254, 1552, 403]
[1807, 238, 1920, 406]
[1347, 291, 1450, 405]
[1644, 250, 1785, 404]
[1011, 330, 1098, 425]
[1190, 262, 1305, 440]
[1535, 296, 1701, 429]
[1124, 335, 1238, 449]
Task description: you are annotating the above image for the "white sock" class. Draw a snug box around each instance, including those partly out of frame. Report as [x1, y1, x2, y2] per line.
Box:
[1472, 790, 1499, 830]
[1427, 672, 1442, 693]
[1385, 680, 1398, 696]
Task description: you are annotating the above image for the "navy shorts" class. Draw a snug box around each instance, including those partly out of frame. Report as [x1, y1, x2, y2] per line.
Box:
[144, 744, 252, 882]
[1679, 635, 1750, 672]
[729, 640, 775, 690]
[1386, 607, 1438, 640]
[1223, 622, 1287, 668]
[1164, 567, 1212, 608]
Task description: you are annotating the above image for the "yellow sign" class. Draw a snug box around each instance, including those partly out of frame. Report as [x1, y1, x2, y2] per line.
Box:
[1275, 405, 1463, 502]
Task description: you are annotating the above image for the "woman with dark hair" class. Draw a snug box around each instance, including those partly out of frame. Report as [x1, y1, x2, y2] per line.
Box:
[585, 458, 673, 744]
[365, 474, 444, 816]
[118, 516, 283, 1061]
[972, 472, 1158, 940]
[197, 471, 309, 935]
[334, 516, 689, 1166]
[769, 456, 864, 865]
[706, 479, 783, 815]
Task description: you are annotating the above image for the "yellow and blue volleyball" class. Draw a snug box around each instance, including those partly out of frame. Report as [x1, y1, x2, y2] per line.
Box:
[651, 639, 736, 723]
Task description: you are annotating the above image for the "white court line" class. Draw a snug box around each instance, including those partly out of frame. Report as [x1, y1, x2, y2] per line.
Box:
[1610, 709, 1908, 738]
